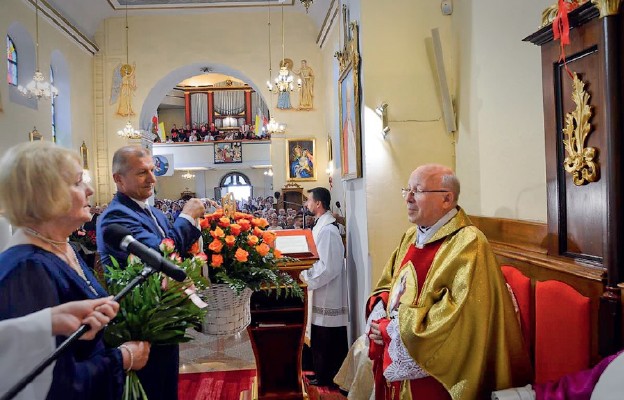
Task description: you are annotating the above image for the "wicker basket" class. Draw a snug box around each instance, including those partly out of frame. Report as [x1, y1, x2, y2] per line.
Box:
[200, 284, 253, 335]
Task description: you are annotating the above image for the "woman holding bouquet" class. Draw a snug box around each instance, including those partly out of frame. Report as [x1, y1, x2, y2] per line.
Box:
[0, 142, 150, 399]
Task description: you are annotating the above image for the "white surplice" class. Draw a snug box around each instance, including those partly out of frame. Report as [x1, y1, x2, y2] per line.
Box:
[300, 211, 348, 338]
[0, 308, 56, 400]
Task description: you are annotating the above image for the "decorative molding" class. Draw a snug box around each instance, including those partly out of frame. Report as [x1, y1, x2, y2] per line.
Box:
[591, 0, 623, 16]
[25, 0, 99, 55]
[524, 2, 599, 46]
[316, 0, 339, 48]
[562, 73, 599, 186]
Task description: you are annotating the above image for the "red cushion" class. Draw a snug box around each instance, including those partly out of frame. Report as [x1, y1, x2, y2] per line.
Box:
[534, 280, 590, 384]
[501, 265, 531, 350]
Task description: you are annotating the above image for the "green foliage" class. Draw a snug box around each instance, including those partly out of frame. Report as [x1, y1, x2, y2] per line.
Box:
[103, 255, 208, 347]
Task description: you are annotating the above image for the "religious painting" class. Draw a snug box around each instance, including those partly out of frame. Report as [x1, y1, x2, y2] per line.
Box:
[153, 154, 174, 176]
[286, 138, 316, 181]
[337, 20, 361, 180]
[214, 141, 242, 164]
[29, 127, 43, 141]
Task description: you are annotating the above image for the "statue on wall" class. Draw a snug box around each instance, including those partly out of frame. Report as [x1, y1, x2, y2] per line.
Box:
[293, 59, 314, 110]
[110, 62, 137, 117]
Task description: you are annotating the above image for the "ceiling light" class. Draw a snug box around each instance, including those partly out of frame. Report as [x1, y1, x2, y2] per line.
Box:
[300, 0, 313, 13]
[18, 0, 58, 100]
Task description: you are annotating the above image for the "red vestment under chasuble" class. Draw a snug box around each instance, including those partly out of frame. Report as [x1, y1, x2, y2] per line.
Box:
[367, 209, 531, 400]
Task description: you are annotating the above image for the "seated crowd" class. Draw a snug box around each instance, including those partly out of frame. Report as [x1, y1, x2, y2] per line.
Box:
[164, 123, 270, 143]
[151, 196, 310, 230]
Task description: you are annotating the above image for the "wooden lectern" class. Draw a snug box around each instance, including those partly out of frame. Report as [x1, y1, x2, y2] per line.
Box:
[247, 229, 318, 399]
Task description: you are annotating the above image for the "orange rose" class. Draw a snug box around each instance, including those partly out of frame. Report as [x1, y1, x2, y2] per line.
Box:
[188, 241, 200, 255]
[262, 231, 276, 245]
[253, 226, 264, 237]
[211, 254, 224, 267]
[252, 218, 269, 228]
[208, 239, 223, 253]
[230, 224, 242, 236]
[210, 227, 225, 239]
[225, 235, 236, 247]
[212, 209, 224, 219]
[199, 218, 211, 230]
[234, 212, 246, 220]
[218, 217, 231, 228]
[237, 219, 252, 232]
[255, 243, 270, 257]
[247, 235, 259, 246]
[274, 249, 283, 258]
[235, 248, 249, 262]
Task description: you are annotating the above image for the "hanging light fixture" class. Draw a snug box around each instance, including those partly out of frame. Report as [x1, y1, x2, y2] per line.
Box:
[18, 0, 58, 100]
[267, 1, 301, 94]
[264, 167, 274, 177]
[265, 3, 285, 135]
[182, 170, 195, 180]
[300, 0, 313, 13]
[116, 2, 142, 139]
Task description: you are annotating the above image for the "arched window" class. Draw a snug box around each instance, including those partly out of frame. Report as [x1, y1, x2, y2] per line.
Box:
[217, 172, 252, 201]
[6, 35, 17, 86]
[50, 66, 56, 142]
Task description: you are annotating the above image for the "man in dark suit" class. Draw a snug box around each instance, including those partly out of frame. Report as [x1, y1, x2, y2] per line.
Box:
[97, 145, 205, 400]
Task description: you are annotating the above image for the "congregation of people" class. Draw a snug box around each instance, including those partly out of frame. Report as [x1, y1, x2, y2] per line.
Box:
[164, 122, 269, 143]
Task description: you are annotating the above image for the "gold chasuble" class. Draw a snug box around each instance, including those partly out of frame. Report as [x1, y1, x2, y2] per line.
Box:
[371, 208, 531, 399]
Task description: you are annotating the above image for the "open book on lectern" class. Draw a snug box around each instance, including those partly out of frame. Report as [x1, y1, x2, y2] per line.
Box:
[272, 229, 319, 260]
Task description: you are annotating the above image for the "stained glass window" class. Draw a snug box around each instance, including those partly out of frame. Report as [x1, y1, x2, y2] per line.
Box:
[6, 36, 17, 86]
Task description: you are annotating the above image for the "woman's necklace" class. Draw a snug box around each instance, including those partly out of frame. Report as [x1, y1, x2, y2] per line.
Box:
[23, 227, 98, 295]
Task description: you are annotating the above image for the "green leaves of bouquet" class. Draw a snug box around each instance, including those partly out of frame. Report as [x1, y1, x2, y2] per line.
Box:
[200, 209, 303, 299]
[101, 240, 209, 400]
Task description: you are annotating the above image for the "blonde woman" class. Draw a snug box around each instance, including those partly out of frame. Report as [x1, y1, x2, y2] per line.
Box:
[0, 141, 150, 399]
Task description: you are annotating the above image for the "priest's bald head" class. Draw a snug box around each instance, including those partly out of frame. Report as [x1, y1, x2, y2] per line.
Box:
[403, 164, 460, 227]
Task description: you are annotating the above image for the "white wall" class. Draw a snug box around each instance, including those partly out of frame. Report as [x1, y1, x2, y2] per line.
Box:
[453, 0, 550, 222]
[0, 0, 93, 164]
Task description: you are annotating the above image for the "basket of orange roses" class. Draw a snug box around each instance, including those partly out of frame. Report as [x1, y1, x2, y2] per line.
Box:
[198, 208, 302, 335]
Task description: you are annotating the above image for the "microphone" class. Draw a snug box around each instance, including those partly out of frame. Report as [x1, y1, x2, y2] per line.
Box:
[103, 224, 187, 282]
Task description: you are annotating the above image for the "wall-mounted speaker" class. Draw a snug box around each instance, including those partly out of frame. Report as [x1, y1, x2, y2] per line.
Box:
[431, 28, 457, 133]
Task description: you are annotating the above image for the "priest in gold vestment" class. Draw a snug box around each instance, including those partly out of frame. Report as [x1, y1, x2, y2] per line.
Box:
[367, 164, 531, 400]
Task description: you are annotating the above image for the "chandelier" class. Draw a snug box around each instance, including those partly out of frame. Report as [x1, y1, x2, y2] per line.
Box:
[264, 4, 285, 135]
[266, 117, 286, 134]
[267, 2, 301, 94]
[300, 0, 313, 13]
[117, 121, 142, 138]
[18, 0, 58, 100]
[264, 167, 274, 177]
[116, 3, 142, 139]
[182, 170, 195, 180]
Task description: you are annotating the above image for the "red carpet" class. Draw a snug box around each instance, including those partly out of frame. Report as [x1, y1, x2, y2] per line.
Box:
[303, 372, 347, 400]
[178, 370, 256, 400]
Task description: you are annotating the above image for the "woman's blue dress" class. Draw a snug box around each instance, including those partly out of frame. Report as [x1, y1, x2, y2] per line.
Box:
[0, 244, 124, 400]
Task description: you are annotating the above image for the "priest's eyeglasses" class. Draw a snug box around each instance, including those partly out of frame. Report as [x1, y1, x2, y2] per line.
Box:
[401, 188, 450, 199]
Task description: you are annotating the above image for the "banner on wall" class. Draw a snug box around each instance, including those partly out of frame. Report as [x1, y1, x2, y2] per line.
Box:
[158, 122, 166, 141]
[153, 154, 174, 176]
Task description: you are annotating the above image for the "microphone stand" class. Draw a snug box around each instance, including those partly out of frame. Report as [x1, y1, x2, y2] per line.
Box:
[1, 266, 157, 400]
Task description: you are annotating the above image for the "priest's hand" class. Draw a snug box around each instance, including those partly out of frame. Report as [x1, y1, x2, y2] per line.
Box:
[369, 321, 384, 345]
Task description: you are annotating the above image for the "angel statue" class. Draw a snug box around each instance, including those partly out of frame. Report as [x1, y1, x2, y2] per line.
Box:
[110, 63, 137, 117]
